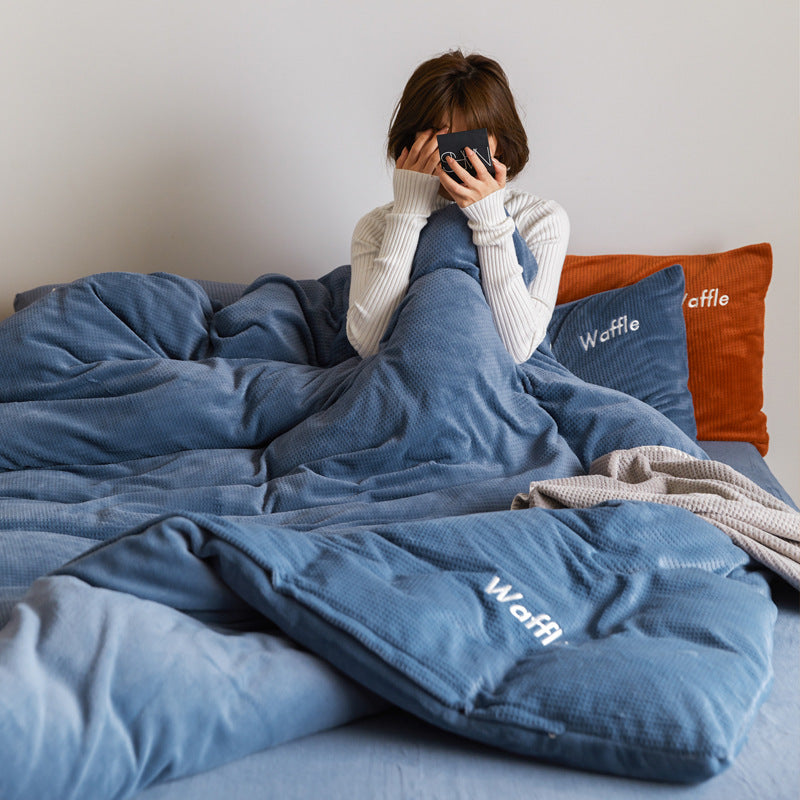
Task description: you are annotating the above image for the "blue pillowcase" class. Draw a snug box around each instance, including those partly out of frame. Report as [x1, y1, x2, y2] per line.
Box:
[548, 264, 697, 438]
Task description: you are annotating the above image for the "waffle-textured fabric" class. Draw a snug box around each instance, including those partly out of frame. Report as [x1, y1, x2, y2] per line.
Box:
[514, 444, 800, 587]
[0, 207, 775, 799]
[548, 265, 696, 438]
[557, 245, 772, 453]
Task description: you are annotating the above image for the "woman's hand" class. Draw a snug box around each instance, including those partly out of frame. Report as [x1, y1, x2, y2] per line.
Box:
[396, 128, 446, 175]
[436, 149, 507, 208]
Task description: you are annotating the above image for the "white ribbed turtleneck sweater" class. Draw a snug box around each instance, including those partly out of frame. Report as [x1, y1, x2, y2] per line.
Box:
[346, 168, 570, 363]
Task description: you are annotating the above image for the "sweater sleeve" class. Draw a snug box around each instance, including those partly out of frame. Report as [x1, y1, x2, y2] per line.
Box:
[346, 169, 441, 357]
[461, 189, 570, 363]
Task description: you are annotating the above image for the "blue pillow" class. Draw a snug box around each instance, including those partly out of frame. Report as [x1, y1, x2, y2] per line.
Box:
[548, 264, 697, 438]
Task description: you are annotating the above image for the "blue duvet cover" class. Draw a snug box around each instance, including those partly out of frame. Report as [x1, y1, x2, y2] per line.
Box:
[0, 207, 776, 799]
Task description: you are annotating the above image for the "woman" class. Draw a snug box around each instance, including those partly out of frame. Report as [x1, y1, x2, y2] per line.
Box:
[346, 50, 570, 363]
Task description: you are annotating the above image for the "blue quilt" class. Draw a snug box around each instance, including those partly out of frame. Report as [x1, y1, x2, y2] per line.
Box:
[0, 206, 775, 799]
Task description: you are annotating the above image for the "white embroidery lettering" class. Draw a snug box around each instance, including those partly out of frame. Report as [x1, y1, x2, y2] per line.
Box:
[484, 576, 565, 647]
[484, 575, 523, 603]
[580, 330, 598, 351]
[579, 315, 638, 350]
[682, 288, 729, 308]
[509, 604, 531, 622]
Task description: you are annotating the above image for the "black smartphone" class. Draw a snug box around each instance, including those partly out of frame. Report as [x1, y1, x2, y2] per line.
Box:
[437, 128, 496, 184]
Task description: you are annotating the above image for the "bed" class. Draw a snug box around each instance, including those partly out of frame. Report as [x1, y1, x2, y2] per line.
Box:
[1, 206, 797, 800]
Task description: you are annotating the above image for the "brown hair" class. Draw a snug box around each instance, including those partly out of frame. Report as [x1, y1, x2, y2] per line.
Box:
[387, 50, 529, 180]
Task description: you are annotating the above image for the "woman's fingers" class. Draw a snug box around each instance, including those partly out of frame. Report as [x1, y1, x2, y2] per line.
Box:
[398, 128, 447, 174]
[437, 159, 474, 204]
[464, 146, 491, 179]
[443, 148, 490, 185]
[492, 157, 508, 188]
[444, 156, 469, 183]
[422, 138, 444, 173]
[408, 130, 436, 167]
[408, 129, 432, 158]
[420, 129, 448, 174]
[439, 148, 504, 208]
[399, 130, 503, 185]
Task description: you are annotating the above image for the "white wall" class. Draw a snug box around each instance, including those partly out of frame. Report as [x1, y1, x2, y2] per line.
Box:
[1, 0, 797, 497]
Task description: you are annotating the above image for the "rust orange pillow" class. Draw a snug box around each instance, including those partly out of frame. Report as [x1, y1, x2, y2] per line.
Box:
[557, 244, 771, 454]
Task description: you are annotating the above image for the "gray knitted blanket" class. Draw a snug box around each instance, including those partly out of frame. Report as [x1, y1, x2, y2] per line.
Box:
[512, 446, 800, 589]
